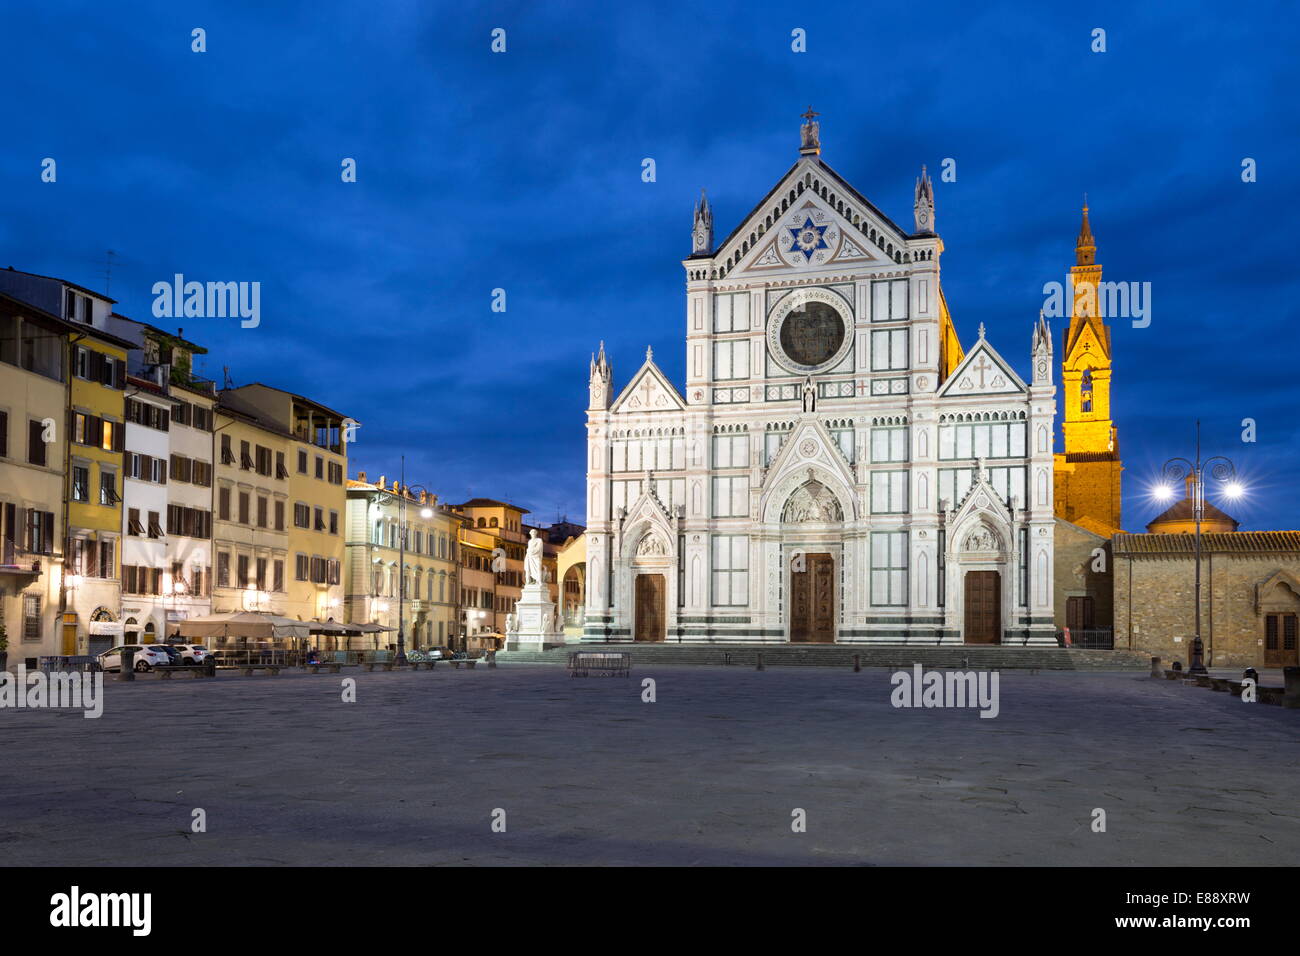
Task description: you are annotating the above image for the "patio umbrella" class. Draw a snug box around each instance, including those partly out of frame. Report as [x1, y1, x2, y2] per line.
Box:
[177, 610, 311, 640]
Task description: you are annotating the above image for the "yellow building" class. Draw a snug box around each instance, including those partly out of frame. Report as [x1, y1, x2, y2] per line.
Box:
[457, 524, 498, 649]
[216, 385, 351, 624]
[452, 498, 528, 637]
[1054, 203, 1123, 538]
[210, 398, 291, 629]
[344, 472, 463, 652]
[0, 293, 71, 663]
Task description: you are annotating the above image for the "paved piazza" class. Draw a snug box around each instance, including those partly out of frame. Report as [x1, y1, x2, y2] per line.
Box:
[1, 664, 1295, 866]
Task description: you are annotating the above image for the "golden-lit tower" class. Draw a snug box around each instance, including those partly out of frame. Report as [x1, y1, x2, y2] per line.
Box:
[1054, 200, 1123, 536]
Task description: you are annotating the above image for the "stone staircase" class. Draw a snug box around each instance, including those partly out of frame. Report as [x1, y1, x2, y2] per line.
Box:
[497, 643, 1150, 671]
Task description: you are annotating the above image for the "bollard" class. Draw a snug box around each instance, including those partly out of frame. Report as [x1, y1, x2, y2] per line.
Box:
[1283, 666, 1300, 709]
[852, 653, 861, 673]
[756, 652, 765, 671]
[1171, 661, 1183, 673]
[1149, 656, 1162, 679]
[1188, 636, 1208, 675]
[119, 648, 135, 682]
[1243, 666, 1258, 683]
[488, 650, 497, 669]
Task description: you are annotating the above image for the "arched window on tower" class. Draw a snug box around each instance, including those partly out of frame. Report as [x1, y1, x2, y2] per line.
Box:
[1080, 368, 1094, 413]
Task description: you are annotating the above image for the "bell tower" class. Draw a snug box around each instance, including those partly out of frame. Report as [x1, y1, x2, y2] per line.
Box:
[1054, 201, 1122, 535]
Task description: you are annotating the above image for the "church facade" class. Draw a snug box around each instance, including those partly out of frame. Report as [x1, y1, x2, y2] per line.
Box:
[583, 116, 1058, 646]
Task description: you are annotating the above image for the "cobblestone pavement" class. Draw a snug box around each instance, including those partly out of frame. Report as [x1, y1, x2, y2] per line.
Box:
[0, 664, 1295, 866]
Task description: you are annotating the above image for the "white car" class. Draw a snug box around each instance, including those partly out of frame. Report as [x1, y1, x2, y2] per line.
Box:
[97, 644, 172, 673]
[170, 644, 210, 665]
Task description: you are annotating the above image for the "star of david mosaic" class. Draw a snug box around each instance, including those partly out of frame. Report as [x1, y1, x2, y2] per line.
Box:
[787, 216, 828, 261]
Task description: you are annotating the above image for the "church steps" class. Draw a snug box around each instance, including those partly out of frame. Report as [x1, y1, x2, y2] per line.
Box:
[496, 644, 1150, 671]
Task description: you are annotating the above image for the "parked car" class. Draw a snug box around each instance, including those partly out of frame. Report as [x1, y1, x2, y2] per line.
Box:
[152, 644, 183, 666]
[96, 644, 172, 673]
[169, 644, 210, 665]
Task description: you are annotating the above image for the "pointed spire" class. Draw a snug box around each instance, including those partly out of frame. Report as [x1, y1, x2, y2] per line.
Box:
[692, 189, 713, 255]
[1076, 195, 1096, 266]
[978, 322, 986, 340]
[914, 164, 935, 233]
[646, 344, 654, 363]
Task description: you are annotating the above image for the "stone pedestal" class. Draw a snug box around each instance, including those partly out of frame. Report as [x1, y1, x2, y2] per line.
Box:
[506, 583, 564, 651]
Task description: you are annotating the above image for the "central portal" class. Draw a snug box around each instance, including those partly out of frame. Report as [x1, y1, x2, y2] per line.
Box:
[790, 552, 835, 643]
[634, 574, 666, 643]
[963, 570, 1001, 645]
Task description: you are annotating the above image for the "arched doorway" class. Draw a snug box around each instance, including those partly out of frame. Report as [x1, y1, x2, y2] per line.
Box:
[781, 476, 844, 644]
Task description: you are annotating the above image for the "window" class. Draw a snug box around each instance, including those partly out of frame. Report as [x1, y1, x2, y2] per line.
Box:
[871, 532, 908, 606]
[127, 508, 143, 536]
[100, 471, 118, 506]
[711, 535, 749, 606]
[296, 553, 309, 581]
[255, 557, 267, 591]
[72, 465, 90, 502]
[871, 278, 909, 321]
[297, 449, 308, 474]
[714, 291, 750, 332]
[870, 470, 908, 513]
[315, 456, 324, 479]
[238, 492, 250, 525]
[870, 427, 908, 463]
[273, 559, 284, 592]
[276, 451, 288, 479]
[0, 410, 7, 458]
[97, 538, 115, 579]
[256, 497, 268, 528]
[294, 503, 310, 528]
[27, 419, 46, 466]
[255, 445, 272, 476]
[1080, 369, 1093, 413]
[938, 421, 1026, 461]
[314, 507, 325, 531]
[220, 434, 234, 465]
[711, 476, 748, 517]
[22, 594, 40, 642]
[871, 329, 908, 371]
[712, 433, 749, 469]
[713, 340, 749, 380]
[217, 486, 231, 521]
[328, 461, 343, 484]
[274, 500, 285, 531]
[147, 511, 163, 538]
[329, 510, 338, 535]
[239, 441, 254, 471]
[24, 510, 54, 555]
[217, 552, 230, 588]
[236, 554, 250, 589]
[64, 290, 92, 324]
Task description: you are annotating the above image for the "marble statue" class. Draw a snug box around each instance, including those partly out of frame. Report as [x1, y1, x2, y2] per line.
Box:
[524, 528, 544, 586]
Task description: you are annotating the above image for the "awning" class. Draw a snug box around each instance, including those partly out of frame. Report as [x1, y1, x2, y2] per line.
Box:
[176, 611, 311, 640]
[352, 622, 396, 633]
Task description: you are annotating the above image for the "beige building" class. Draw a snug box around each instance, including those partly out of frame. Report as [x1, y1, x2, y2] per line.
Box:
[344, 472, 462, 651]
[1114, 531, 1300, 669]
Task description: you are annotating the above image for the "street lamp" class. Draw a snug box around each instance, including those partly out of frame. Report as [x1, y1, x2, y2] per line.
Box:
[1155, 420, 1243, 674]
[371, 454, 433, 665]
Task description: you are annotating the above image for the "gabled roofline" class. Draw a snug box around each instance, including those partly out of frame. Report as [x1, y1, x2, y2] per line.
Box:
[0, 266, 117, 304]
[709, 156, 913, 262]
[0, 292, 136, 349]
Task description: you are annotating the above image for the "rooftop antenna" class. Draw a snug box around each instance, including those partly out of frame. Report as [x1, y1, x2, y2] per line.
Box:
[103, 249, 117, 297]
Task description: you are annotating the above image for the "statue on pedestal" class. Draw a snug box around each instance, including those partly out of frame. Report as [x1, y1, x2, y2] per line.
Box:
[524, 528, 544, 587]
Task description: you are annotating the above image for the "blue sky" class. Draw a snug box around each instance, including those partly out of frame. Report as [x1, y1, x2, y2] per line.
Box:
[2, 0, 1296, 530]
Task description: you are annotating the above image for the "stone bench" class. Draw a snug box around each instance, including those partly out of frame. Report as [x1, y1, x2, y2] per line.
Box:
[157, 664, 216, 679]
[567, 651, 630, 678]
[306, 662, 358, 674]
[234, 665, 282, 676]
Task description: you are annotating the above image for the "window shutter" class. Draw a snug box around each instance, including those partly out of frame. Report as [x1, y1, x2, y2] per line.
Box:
[113, 422, 124, 452]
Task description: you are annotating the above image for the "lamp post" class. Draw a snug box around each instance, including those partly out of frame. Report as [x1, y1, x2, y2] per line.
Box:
[372, 455, 433, 665]
[1154, 421, 1243, 674]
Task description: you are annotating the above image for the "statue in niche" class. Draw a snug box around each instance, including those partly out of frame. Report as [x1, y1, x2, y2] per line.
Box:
[637, 534, 667, 556]
[802, 377, 816, 413]
[782, 478, 843, 523]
